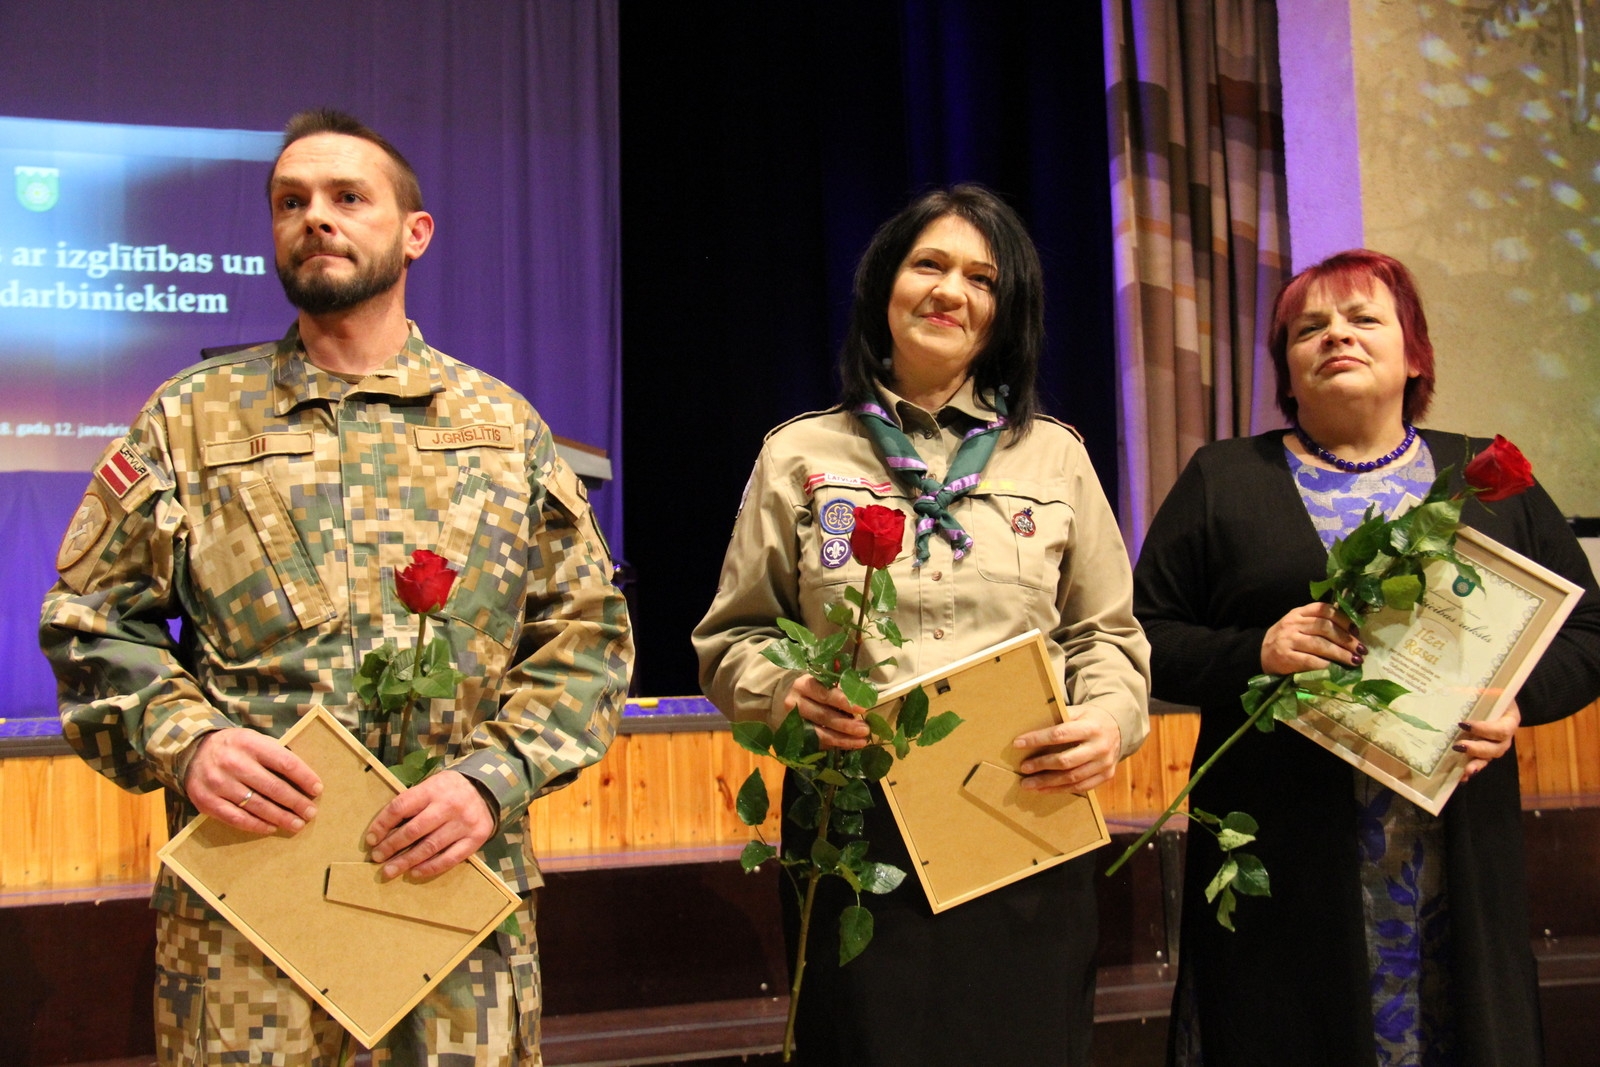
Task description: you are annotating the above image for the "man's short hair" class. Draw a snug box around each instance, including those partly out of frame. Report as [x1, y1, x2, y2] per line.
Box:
[269, 108, 424, 214]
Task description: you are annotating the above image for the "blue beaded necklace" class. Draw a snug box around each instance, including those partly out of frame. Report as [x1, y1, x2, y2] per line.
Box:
[1292, 420, 1417, 473]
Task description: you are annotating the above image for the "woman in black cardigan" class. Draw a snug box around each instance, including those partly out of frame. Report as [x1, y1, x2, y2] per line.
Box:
[1134, 249, 1600, 1066]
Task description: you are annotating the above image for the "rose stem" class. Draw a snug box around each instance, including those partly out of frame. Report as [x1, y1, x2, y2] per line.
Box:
[783, 772, 838, 1062]
[396, 612, 428, 763]
[1102, 676, 1285, 877]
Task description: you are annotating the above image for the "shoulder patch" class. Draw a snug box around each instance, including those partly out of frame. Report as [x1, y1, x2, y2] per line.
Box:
[97, 443, 152, 498]
[56, 491, 109, 572]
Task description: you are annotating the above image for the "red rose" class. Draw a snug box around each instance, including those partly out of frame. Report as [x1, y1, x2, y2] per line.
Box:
[1464, 435, 1534, 503]
[395, 549, 457, 614]
[850, 505, 906, 569]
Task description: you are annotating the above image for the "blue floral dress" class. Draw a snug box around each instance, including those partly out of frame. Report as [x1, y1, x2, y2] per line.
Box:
[1289, 442, 1457, 1066]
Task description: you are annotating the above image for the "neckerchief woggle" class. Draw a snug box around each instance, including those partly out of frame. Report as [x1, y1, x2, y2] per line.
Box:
[853, 386, 1008, 565]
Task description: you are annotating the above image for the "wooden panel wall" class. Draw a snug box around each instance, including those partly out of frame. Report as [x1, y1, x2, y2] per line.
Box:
[5, 700, 1598, 895]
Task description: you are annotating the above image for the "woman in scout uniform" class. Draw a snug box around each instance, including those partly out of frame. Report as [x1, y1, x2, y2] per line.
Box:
[1133, 249, 1600, 1065]
[694, 184, 1150, 1066]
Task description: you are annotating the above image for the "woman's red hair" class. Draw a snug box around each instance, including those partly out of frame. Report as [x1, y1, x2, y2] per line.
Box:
[1268, 249, 1436, 424]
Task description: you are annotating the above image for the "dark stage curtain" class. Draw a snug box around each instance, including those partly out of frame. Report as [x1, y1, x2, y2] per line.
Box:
[0, 1, 619, 724]
[621, 1, 1122, 696]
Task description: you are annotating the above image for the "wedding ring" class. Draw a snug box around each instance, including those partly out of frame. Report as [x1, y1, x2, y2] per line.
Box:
[239, 788, 255, 808]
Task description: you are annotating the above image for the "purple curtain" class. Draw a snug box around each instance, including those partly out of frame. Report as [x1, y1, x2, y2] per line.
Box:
[0, 1, 619, 724]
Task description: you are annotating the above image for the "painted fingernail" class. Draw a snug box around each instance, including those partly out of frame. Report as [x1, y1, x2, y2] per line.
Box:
[1457, 722, 1473, 732]
[1452, 743, 1468, 753]
[1352, 655, 1364, 666]
[1357, 643, 1368, 655]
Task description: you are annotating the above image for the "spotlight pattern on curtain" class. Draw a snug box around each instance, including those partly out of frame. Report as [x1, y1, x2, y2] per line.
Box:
[1102, 0, 1291, 552]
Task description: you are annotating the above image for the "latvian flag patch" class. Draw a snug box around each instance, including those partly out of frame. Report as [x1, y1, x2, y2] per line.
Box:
[98, 444, 151, 498]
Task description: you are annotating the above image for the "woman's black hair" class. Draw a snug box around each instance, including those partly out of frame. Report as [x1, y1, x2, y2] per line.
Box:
[837, 183, 1044, 435]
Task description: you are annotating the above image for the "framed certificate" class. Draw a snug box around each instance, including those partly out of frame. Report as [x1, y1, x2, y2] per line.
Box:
[159, 706, 522, 1047]
[871, 630, 1110, 913]
[1285, 526, 1585, 814]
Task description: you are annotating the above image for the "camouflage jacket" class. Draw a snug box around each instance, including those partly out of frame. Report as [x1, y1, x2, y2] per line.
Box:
[40, 323, 632, 912]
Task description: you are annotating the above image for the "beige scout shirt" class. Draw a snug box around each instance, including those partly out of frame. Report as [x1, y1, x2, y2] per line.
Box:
[42, 324, 632, 909]
[694, 381, 1150, 758]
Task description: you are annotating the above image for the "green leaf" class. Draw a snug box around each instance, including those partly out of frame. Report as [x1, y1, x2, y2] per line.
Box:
[1231, 852, 1271, 897]
[815, 630, 850, 666]
[355, 644, 396, 705]
[897, 687, 929, 738]
[775, 617, 819, 653]
[842, 585, 865, 609]
[837, 864, 862, 893]
[1381, 574, 1424, 612]
[892, 726, 910, 760]
[1188, 807, 1221, 827]
[870, 567, 897, 613]
[838, 670, 878, 712]
[1215, 884, 1238, 932]
[760, 640, 810, 673]
[835, 778, 874, 811]
[1352, 678, 1409, 705]
[864, 712, 894, 742]
[859, 861, 908, 894]
[859, 744, 893, 781]
[788, 792, 821, 829]
[810, 837, 841, 870]
[839, 840, 870, 870]
[1205, 858, 1239, 904]
[839, 905, 874, 965]
[878, 616, 905, 647]
[390, 748, 434, 788]
[1214, 827, 1256, 851]
[1220, 811, 1259, 836]
[736, 768, 770, 825]
[1308, 577, 1336, 602]
[1325, 663, 1362, 687]
[825, 600, 856, 628]
[916, 711, 963, 747]
[1240, 688, 1264, 716]
[831, 810, 864, 835]
[413, 665, 464, 699]
[496, 912, 523, 938]
[773, 712, 809, 762]
[816, 768, 849, 787]
[1245, 674, 1279, 692]
[731, 720, 774, 756]
[740, 840, 777, 870]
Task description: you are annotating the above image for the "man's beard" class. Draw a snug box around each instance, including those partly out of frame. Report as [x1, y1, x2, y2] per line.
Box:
[277, 236, 405, 315]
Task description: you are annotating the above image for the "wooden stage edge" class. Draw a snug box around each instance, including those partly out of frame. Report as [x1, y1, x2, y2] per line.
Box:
[2, 700, 1598, 899]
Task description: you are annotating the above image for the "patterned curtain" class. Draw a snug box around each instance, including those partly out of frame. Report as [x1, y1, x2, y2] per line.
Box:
[1103, 0, 1291, 551]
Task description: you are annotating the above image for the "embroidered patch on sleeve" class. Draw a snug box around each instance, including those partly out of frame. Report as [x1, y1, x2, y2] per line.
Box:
[97, 444, 151, 498]
[56, 492, 109, 571]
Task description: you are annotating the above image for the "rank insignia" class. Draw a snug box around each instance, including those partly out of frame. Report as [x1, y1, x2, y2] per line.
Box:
[1012, 507, 1037, 537]
[820, 536, 852, 569]
[819, 497, 856, 535]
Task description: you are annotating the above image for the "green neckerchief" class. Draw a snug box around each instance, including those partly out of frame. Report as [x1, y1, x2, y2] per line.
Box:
[853, 386, 1008, 564]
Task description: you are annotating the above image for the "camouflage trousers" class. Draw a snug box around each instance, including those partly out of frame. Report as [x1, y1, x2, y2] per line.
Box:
[153, 894, 540, 1066]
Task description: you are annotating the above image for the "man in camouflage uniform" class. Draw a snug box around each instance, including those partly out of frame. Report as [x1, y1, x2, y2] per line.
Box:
[39, 109, 632, 1066]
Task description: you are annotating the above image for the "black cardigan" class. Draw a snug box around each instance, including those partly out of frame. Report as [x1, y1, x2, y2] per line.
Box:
[1133, 430, 1600, 1067]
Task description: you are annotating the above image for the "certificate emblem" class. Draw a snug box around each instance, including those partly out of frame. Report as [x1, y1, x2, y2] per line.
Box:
[819, 497, 856, 535]
[820, 536, 852, 569]
[15, 166, 59, 212]
[1011, 507, 1036, 537]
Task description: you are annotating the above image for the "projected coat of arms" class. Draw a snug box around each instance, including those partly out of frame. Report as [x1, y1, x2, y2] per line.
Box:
[15, 165, 58, 212]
